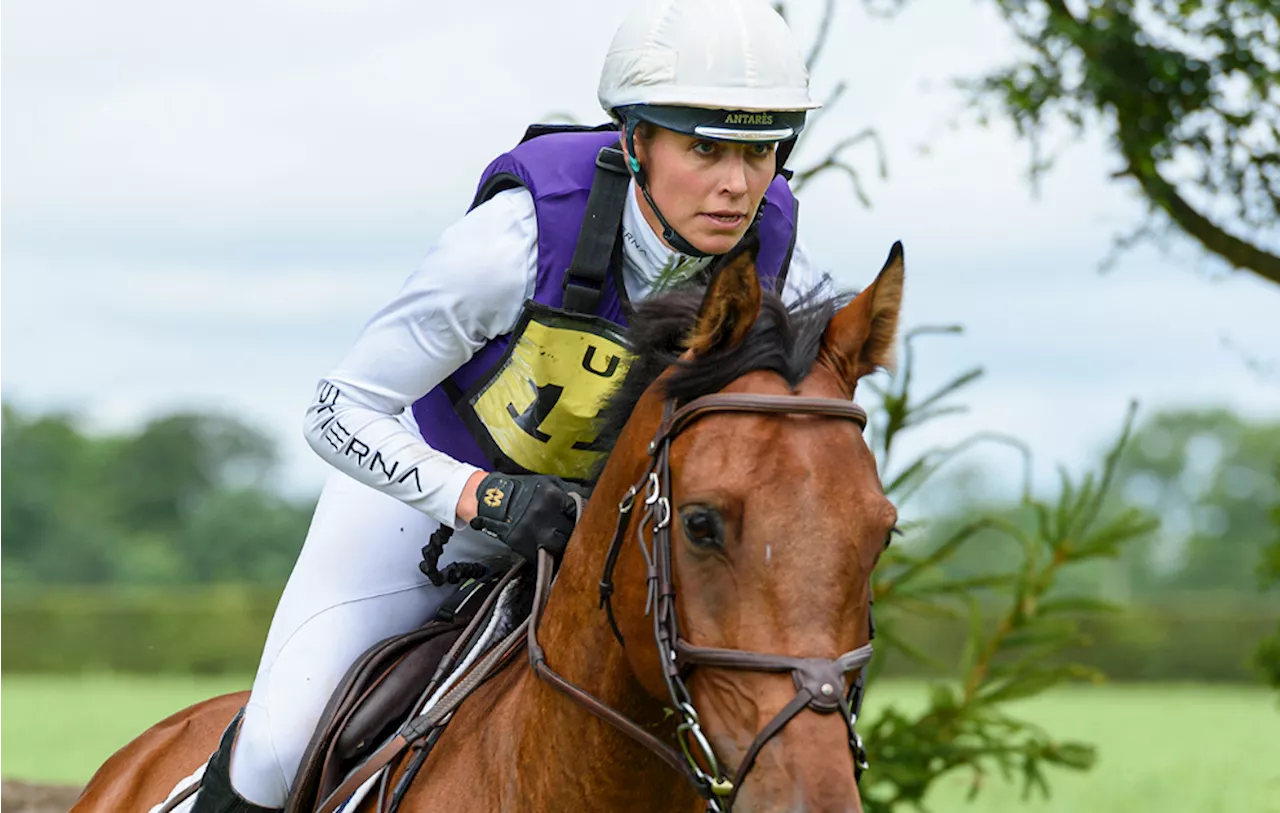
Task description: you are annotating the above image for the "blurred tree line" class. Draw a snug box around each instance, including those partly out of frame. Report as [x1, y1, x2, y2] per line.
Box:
[869, 394, 1280, 705]
[5, 400, 1275, 599]
[1, 404, 314, 585]
[897, 406, 1280, 603]
[1258, 500, 1280, 690]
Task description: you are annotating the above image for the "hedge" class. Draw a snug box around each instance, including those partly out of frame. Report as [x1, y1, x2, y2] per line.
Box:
[2, 585, 283, 675]
[3, 587, 1276, 682]
[875, 596, 1278, 684]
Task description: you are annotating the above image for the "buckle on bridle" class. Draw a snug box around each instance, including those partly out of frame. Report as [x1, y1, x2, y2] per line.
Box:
[618, 484, 638, 513]
[675, 703, 734, 804]
[644, 472, 661, 505]
[849, 713, 869, 776]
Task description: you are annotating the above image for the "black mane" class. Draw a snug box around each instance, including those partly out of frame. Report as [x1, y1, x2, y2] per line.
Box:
[591, 279, 848, 477]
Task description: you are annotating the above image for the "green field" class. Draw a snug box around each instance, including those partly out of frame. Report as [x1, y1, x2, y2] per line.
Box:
[3, 676, 1277, 811]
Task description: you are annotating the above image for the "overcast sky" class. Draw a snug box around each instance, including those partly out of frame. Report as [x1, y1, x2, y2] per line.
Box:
[4, 0, 1277, 507]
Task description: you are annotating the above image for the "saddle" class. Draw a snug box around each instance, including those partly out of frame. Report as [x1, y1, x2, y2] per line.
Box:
[284, 557, 534, 813]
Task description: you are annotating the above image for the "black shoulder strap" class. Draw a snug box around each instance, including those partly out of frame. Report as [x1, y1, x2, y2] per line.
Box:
[520, 121, 617, 144]
[774, 194, 800, 294]
[562, 146, 629, 314]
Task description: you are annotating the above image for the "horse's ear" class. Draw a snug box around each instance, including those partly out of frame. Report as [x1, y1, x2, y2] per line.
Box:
[685, 248, 763, 356]
[821, 241, 905, 389]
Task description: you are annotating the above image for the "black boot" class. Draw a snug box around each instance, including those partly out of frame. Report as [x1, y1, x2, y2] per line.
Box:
[190, 709, 282, 813]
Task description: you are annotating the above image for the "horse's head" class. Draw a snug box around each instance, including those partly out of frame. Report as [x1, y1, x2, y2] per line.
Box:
[575, 242, 903, 812]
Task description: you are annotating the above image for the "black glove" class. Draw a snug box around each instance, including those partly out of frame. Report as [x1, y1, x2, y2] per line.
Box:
[468, 472, 589, 563]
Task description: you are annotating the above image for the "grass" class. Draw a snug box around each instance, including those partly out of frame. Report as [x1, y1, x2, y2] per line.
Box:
[2, 675, 1277, 811]
[2, 673, 250, 785]
[860, 681, 1280, 812]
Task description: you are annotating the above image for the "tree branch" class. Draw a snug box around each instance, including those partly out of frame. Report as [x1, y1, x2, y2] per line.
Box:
[790, 127, 886, 199]
[1124, 160, 1280, 285]
[805, 0, 837, 72]
[1040, 0, 1078, 24]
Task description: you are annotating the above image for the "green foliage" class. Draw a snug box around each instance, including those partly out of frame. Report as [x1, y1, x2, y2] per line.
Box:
[1, 404, 314, 585]
[1262, 505, 1280, 585]
[1111, 408, 1280, 595]
[1100, 406, 1280, 690]
[100, 413, 275, 535]
[877, 595, 1276, 683]
[857, 327, 1159, 811]
[1256, 501, 1280, 691]
[860, 0, 1280, 283]
[973, 0, 1280, 283]
[2, 586, 281, 674]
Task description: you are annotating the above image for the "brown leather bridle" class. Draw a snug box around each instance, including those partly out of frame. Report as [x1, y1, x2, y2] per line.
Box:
[528, 392, 876, 811]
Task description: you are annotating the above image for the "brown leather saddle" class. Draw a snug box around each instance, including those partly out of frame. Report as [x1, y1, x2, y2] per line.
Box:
[284, 558, 532, 813]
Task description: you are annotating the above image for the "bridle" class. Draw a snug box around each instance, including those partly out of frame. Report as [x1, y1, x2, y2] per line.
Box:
[527, 391, 875, 811]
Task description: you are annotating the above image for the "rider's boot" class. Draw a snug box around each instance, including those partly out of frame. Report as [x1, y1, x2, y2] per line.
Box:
[190, 710, 283, 813]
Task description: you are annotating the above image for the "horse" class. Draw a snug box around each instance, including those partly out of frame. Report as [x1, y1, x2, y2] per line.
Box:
[72, 240, 904, 813]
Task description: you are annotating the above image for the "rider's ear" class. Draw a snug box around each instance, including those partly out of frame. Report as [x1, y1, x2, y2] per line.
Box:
[685, 246, 763, 357]
[821, 242, 905, 390]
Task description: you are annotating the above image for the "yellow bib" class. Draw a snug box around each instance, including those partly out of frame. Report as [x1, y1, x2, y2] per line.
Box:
[464, 303, 633, 482]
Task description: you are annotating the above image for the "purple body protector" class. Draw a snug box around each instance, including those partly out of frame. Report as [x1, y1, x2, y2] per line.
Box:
[410, 128, 800, 473]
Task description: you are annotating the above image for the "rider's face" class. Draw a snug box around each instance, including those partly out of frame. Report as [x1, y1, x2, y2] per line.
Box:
[630, 126, 777, 255]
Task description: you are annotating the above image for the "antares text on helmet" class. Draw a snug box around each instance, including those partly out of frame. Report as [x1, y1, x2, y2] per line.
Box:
[723, 112, 774, 125]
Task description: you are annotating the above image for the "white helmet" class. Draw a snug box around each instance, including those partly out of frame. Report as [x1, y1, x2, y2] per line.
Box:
[598, 0, 820, 143]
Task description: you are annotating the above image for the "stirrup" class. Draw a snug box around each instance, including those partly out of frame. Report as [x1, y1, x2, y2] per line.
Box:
[191, 709, 282, 813]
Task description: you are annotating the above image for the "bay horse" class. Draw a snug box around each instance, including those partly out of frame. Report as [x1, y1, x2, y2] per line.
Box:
[72, 241, 903, 813]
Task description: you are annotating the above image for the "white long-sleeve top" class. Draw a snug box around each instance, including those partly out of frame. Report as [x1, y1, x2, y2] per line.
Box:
[304, 180, 829, 527]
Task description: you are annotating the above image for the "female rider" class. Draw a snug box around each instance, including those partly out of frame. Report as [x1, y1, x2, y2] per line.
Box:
[193, 0, 831, 809]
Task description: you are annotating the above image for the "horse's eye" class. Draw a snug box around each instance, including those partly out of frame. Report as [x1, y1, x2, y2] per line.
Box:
[681, 507, 723, 549]
[885, 526, 902, 549]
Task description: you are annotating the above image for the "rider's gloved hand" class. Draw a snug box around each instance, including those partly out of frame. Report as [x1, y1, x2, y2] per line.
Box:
[468, 472, 589, 563]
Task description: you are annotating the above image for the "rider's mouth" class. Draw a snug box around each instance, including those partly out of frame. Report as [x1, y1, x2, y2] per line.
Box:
[701, 211, 747, 228]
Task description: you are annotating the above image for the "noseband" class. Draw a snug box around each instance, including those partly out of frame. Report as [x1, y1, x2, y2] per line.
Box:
[527, 392, 875, 811]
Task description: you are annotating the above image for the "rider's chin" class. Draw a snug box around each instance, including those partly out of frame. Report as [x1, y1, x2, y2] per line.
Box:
[687, 228, 740, 256]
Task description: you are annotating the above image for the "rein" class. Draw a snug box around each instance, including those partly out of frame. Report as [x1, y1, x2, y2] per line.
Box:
[527, 392, 875, 811]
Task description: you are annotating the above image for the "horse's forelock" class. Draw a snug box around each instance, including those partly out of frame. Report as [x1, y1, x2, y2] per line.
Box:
[591, 282, 844, 482]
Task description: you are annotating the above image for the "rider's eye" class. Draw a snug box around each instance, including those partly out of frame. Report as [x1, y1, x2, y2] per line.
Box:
[680, 507, 724, 549]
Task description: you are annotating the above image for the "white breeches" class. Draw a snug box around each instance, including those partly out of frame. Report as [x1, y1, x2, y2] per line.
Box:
[227, 470, 506, 807]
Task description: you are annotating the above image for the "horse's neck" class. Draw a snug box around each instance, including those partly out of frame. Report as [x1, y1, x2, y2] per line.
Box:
[413, 428, 701, 810]
[502, 451, 701, 810]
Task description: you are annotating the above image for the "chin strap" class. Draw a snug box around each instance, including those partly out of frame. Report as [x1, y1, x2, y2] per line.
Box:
[623, 118, 714, 258]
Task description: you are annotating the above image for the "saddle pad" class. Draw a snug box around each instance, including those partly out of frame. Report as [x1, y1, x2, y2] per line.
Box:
[148, 762, 205, 813]
[147, 762, 379, 813]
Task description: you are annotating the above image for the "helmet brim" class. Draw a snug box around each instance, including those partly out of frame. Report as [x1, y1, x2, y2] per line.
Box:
[620, 104, 806, 143]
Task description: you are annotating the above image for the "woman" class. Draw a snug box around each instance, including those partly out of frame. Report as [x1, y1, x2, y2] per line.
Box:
[195, 0, 830, 809]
